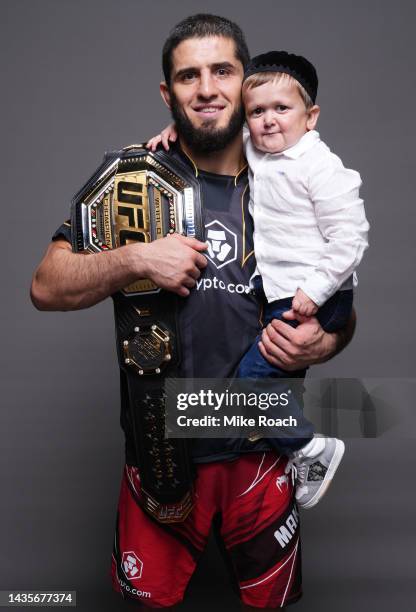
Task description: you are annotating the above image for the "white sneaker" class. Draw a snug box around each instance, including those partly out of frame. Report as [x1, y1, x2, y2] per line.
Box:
[285, 436, 345, 509]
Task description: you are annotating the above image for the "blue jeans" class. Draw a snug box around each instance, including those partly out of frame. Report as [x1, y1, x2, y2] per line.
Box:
[237, 277, 353, 453]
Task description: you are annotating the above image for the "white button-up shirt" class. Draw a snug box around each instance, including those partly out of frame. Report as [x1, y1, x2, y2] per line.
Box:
[245, 129, 369, 306]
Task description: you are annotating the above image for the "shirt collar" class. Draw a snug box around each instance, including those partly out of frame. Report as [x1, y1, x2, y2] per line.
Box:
[280, 130, 320, 159]
[169, 140, 248, 184]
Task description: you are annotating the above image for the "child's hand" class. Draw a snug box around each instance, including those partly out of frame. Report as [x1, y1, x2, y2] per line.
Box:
[292, 288, 318, 317]
[146, 123, 178, 152]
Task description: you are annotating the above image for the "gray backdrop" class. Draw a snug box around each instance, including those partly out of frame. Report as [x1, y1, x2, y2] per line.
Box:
[1, 0, 415, 610]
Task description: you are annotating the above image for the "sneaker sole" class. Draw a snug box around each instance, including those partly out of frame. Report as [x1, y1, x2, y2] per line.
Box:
[297, 439, 345, 510]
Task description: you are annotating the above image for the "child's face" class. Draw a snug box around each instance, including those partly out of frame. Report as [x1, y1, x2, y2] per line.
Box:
[244, 78, 319, 154]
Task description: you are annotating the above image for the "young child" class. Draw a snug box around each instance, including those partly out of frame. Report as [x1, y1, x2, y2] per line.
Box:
[147, 51, 369, 509]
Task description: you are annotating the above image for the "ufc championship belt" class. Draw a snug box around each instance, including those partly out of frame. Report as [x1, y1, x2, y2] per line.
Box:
[71, 145, 204, 523]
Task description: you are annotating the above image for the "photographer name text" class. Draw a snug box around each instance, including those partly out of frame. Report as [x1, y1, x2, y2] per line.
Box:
[176, 414, 297, 428]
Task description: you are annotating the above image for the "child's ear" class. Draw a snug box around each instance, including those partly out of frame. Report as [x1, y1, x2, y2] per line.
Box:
[306, 105, 320, 131]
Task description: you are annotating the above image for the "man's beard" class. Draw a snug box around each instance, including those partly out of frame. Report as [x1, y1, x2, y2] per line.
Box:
[170, 92, 245, 155]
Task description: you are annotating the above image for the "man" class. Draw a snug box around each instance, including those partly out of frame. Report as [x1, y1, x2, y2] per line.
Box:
[31, 14, 355, 610]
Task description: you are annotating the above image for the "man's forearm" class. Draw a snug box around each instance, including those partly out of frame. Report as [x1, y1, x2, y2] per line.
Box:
[30, 240, 144, 311]
[31, 234, 208, 311]
[317, 307, 357, 364]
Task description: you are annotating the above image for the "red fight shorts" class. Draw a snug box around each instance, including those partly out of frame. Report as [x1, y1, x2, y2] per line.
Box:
[111, 453, 302, 608]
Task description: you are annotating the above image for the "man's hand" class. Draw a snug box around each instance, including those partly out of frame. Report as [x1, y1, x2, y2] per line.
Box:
[138, 233, 208, 297]
[258, 308, 353, 370]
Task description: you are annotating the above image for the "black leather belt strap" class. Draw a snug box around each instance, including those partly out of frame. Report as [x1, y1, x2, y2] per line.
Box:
[112, 290, 195, 523]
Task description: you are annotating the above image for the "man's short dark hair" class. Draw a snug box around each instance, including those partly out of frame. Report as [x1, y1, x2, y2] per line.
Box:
[162, 14, 250, 87]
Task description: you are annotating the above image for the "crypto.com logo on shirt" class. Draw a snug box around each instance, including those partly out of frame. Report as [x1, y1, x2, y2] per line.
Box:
[197, 220, 251, 295]
[205, 220, 237, 269]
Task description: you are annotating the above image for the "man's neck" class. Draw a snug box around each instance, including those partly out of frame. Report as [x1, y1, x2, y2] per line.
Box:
[179, 132, 245, 176]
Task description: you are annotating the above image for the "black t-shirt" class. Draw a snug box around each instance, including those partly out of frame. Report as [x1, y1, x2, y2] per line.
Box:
[53, 145, 271, 462]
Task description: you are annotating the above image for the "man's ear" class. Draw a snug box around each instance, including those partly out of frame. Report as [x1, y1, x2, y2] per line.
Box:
[160, 82, 171, 109]
[306, 104, 320, 131]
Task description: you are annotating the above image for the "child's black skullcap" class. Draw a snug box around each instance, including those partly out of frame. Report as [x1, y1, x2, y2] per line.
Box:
[244, 51, 318, 103]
